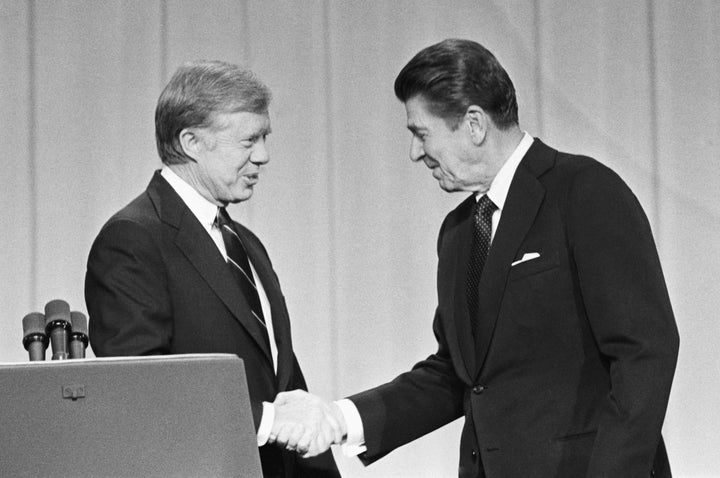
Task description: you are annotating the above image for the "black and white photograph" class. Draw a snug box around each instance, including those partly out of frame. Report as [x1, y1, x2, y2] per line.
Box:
[1, 1, 718, 477]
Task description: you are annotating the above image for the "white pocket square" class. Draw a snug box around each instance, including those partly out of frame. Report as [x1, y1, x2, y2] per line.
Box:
[511, 252, 540, 267]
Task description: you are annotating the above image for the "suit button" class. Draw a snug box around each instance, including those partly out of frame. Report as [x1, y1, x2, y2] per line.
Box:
[650, 470, 656, 477]
[472, 385, 486, 394]
[471, 449, 478, 462]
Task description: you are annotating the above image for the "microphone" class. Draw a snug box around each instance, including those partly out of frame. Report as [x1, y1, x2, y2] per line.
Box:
[69, 311, 89, 359]
[44, 299, 72, 360]
[22, 312, 48, 361]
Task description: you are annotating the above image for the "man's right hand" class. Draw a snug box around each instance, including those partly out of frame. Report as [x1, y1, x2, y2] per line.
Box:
[268, 390, 347, 458]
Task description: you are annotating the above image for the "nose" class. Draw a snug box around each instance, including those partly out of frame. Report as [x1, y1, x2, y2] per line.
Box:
[409, 136, 425, 162]
[251, 138, 270, 165]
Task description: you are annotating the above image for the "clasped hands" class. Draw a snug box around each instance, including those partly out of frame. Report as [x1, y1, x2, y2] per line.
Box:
[267, 390, 347, 457]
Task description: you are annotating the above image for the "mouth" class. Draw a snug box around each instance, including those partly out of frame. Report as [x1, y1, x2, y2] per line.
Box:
[423, 157, 438, 169]
[243, 173, 260, 186]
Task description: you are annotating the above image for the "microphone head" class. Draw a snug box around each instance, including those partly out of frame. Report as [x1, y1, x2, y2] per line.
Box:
[44, 299, 72, 329]
[22, 312, 46, 337]
[70, 311, 88, 336]
[22, 312, 48, 355]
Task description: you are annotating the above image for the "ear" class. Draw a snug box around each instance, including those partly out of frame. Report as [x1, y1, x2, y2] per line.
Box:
[179, 128, 204, 161]
[465, 105, 488, 145]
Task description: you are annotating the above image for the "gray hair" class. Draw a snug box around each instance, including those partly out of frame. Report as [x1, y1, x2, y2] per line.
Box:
[155, 60, 271, 164]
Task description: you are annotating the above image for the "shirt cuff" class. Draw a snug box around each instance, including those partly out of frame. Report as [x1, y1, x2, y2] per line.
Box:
[335, 398, 367, 456]
[256, 401, 275, 446]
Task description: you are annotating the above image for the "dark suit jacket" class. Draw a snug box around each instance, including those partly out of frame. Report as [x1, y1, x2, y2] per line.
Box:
[349, 139, 679, 478]
[86, 171, 339, 478]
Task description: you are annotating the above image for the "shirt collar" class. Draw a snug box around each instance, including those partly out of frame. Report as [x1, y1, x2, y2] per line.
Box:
[481, 132, 534, 209]
[161, 166, 219, 229]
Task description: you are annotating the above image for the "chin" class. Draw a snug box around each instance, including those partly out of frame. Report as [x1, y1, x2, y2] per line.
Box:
[437, 180, 458, 193]
[227, 189, 254, 204]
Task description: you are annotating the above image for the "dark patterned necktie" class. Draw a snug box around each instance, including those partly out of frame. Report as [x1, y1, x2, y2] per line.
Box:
[466, 195, 497, 331]
[215, 207, 266, 328]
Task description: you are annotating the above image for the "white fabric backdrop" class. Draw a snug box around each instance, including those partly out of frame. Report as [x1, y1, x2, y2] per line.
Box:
[2, 1, 718, 476]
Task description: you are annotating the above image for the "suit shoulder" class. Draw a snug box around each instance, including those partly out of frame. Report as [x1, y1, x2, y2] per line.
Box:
[551, 151, 610, 179]
[91, 191, 164, 253]
[545, 150, 632, 198]
[540, 151, 651, 242]
[102, 191, 159, 230]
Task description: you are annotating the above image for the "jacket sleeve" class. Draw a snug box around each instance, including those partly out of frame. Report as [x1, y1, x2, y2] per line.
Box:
[566, 164, 679, 477]
[348, 307, 466, 464]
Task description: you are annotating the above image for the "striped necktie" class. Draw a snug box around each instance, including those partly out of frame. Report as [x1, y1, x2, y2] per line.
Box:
[215, 207, 266, 328]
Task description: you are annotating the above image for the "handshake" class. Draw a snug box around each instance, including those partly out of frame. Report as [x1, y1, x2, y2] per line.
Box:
[267, 390, 348, 458]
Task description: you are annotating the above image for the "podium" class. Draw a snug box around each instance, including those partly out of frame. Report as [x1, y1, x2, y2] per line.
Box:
[0, 354, 262, 477]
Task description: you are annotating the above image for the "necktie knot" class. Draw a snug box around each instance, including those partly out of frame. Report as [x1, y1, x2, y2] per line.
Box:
[214, 207, 231, 230]
[475, 194, 497, 221]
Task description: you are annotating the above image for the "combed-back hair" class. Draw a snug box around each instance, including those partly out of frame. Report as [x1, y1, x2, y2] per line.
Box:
[394, 39, 518, 130]
[155, 60, 271, 164]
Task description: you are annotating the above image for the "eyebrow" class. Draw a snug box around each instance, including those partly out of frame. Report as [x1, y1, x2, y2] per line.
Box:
[257, 124, 272, 136]
[243, 126, 272, 140]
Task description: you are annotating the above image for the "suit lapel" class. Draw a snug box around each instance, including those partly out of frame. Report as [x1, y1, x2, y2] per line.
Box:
[442, 197, 478, 383]
[473, 140, 554, 378]
[237, 229, 294, 390]
[146, 172, 274, 364]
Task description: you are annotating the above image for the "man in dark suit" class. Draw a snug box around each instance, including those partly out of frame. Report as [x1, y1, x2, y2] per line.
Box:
[85, 60, 340, 478]
[274, 39, 680, 477]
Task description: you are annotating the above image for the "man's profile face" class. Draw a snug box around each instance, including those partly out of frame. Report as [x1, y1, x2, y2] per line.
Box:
[404, 96, 483, 193]
[193, 111, 271, 204]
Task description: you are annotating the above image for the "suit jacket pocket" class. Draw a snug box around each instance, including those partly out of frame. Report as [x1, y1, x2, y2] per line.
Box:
[509, 249, 559, 281]
[554, 429, 597, 442]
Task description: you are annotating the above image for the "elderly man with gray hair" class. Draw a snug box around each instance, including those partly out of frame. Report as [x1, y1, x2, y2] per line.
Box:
[85, 60, 341, 478]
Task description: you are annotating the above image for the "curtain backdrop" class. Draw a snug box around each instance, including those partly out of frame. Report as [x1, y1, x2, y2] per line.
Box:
[2, 1, 718, 476]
